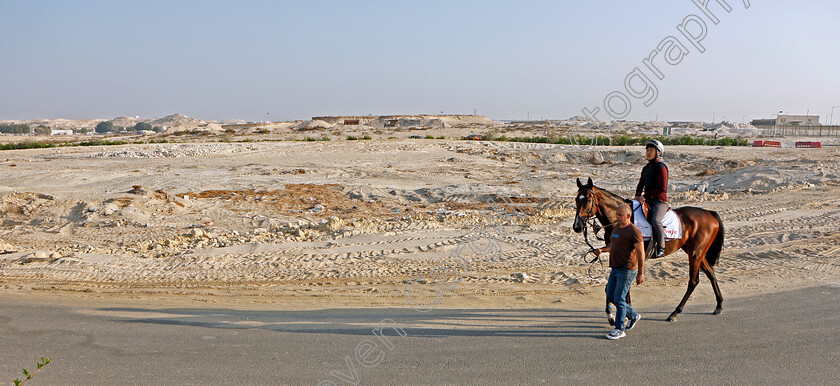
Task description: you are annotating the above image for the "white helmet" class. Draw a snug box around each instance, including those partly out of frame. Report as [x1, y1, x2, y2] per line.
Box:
[645, 139, 664, 155]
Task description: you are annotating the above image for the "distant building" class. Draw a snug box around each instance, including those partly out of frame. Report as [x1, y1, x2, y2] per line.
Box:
[751, 115, 820, 128]
[313, 116, 372, 125]
[50, 129, 73, 135]
[776, 115, 819, 126]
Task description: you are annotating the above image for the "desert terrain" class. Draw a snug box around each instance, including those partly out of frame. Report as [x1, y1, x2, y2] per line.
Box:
[0, 122, 838, 313]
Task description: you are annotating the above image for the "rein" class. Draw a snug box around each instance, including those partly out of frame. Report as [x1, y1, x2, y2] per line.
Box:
[582, 216, 602, 262]
[576, 189, 621, 277]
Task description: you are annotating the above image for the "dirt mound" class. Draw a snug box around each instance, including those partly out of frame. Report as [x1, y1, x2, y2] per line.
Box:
[110, 116, 142, 128]
[152, 114, 200, 126]
[293, 120, 334, 131]
[175, 184, 401, 220]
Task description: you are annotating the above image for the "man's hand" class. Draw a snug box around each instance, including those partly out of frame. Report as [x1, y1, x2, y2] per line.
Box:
[636, 272, 645, 285]
[634, 195, 644, 202]
[594, 246, 608, 256]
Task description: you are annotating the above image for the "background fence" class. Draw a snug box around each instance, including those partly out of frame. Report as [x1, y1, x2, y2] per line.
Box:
[755, 125, 840, 137]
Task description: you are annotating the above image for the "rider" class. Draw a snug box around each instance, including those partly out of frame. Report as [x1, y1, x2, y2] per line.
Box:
[634, 139, 668, 258]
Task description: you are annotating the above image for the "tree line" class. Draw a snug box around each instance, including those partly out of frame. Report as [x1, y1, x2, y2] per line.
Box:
[0, 124, 32, 134]
[95, 121, 165, 133]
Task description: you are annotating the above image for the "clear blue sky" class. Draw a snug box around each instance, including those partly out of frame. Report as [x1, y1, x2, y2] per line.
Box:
[1, 0, 838, 123]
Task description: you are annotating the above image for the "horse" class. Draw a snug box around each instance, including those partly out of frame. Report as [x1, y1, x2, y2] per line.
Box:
[572, 177, 724, 322]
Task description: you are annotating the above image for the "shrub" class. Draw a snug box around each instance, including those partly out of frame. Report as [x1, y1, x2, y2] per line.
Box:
[0, 142, 56, 150]
[33, 125, 50, 135]
[95, 121, 114, 133]
[0, 124, 31, 134]
[134, 122, 152, 132]
[74, 140, 127, 146]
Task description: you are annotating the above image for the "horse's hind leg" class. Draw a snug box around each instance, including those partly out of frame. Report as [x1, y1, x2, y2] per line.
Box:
[667, 261, 700, 322]
[701, 260, 723, 315]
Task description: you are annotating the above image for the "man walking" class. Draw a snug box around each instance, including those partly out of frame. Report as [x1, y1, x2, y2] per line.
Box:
[594, 204, 645, 340]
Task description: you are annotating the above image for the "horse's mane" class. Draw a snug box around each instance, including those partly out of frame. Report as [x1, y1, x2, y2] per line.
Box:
[593, 185, 627, 205]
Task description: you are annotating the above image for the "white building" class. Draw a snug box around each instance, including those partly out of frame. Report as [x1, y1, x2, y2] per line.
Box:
[50, 129, 74, 135]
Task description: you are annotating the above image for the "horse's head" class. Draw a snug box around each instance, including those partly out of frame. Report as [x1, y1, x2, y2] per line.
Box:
[573, 177, 597, 233]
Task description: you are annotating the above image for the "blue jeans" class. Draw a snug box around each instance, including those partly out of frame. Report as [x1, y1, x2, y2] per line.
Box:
[606, 267, 638, 330]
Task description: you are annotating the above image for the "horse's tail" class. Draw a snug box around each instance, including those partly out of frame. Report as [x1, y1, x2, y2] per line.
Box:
[705, 210, 724, 267]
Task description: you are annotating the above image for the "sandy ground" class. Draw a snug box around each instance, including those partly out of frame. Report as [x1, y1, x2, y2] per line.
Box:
[0, 137, 838, 312]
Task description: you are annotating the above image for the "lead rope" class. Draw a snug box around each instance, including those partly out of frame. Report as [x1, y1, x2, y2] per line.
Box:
[582, 217, 606, 278]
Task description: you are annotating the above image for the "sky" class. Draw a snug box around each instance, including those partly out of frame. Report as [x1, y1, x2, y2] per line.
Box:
[1, 0, 838, 123]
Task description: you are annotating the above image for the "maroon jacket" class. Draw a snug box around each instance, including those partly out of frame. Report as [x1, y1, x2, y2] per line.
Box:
[635, 159, 668, 202]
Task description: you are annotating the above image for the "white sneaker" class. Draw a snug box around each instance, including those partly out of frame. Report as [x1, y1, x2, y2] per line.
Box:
[606, 329, 626, 340]
[626, 314, 641, 330]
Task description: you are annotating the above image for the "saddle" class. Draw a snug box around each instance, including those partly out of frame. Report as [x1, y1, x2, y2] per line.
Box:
[625, 199, 648, 224]
[626, 198, 670, 224]
[624, 199, 682, 241]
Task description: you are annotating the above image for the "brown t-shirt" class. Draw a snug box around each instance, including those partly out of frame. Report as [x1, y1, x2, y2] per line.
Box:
[608, 224, 643, 270]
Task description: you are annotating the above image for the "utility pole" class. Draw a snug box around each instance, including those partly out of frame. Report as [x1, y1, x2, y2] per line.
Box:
[267, 112, 271, 141]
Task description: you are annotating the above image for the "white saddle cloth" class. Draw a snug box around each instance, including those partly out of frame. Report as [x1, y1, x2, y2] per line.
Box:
[630, 200, 682, 240]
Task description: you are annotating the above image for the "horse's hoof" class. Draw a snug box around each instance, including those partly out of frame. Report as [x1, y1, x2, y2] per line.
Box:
[666, 314, 677, 322]
[713, 308, 723, 315]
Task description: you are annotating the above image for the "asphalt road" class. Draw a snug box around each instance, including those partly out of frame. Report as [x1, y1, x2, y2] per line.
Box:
[2, 285, 839, 385]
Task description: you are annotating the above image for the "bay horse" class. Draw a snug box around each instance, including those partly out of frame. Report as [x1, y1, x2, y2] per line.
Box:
[572, 177, 724, 322]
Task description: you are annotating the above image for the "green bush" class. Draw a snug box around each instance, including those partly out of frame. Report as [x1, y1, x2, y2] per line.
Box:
[74, 140, 127, 146]
[134, 122, 152, 132]
[34, 125, 50, 135]
[95, 121, 114, 133]
[0, 142, 56, 150]
[0, 124, 31, 134]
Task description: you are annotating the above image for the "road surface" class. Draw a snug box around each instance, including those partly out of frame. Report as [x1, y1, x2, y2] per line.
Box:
[2, 285, 839, 384]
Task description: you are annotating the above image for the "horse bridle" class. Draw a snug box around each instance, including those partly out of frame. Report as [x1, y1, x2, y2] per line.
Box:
[576, 189, 603, 254]
[576, 189, 613, 274]
[576, 189, 598, 221]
